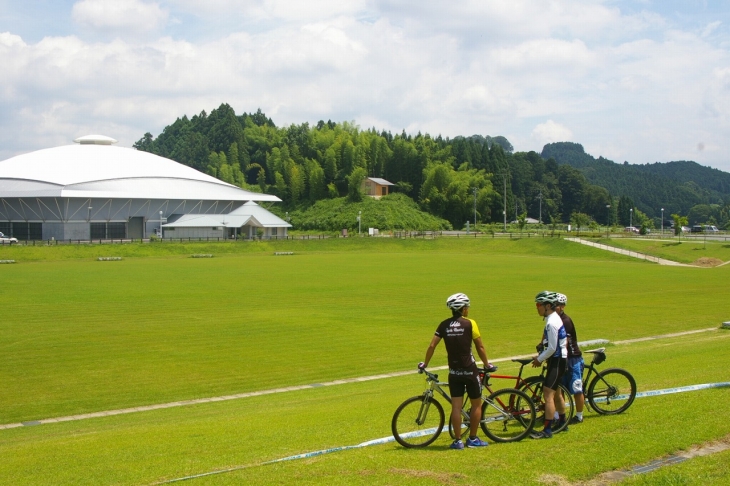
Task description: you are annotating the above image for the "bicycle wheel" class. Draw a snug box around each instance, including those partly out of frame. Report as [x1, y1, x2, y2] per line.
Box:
[519, 377, 574, 432]
[391, 395, 445, 447]
[587, 368, 637, 415]
[480, 388, 536, 443]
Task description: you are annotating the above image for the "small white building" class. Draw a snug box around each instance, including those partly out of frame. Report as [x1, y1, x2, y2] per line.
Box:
[162, 201, 291, 239]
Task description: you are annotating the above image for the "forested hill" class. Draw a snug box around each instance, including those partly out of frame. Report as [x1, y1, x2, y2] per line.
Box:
[135, 104, 729, 230]
[541, 142, 730, 217]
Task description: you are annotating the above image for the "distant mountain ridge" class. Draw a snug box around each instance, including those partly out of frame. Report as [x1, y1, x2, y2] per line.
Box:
[541, 142, 730, 217]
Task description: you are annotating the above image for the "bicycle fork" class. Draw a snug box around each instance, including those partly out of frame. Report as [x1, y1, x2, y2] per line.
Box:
[415, 392, 434, 426]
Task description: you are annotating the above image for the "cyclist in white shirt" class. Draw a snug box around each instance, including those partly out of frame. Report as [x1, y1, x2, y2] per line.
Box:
[530, 291, 568, 439]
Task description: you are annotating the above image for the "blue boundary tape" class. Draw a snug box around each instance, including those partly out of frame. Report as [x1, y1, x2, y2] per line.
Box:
[157, 381, 730, 484]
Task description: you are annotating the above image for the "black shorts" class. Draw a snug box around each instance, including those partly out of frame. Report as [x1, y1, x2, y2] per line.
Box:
[543, 357, 568, 391]
[448, 368, 482, 399]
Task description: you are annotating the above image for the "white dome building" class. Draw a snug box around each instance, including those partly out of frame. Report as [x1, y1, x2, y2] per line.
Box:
[0, 135, 282, 240]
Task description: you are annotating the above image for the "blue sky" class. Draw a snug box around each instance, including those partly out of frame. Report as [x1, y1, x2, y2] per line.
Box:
[2, 0, 730, 173]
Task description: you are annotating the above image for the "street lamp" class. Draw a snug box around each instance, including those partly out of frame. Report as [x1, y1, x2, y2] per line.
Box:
[629, 208, 633, 230]
[661, 208, 664, 235]
[606, 204, 610, 237]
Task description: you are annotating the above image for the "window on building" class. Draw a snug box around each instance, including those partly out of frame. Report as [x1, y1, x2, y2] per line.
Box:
[91, 222, 128, 239]
[12, 222, 42, 240]
[107, 222, 126, 239]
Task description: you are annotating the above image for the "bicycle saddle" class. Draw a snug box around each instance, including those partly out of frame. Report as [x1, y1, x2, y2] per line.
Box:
[512, 358, 533, 365]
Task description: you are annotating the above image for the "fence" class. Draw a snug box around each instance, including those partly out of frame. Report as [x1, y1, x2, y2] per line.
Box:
[1, 230, 726, 246]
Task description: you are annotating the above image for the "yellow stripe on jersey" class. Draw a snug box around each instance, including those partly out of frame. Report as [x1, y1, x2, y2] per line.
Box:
[467, 318, 481, 340]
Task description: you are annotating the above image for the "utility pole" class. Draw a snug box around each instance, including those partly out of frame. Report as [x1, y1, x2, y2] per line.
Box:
[537, 191, 543, 224]
[473, 187, 477, 232]
[500, 172, 509, 232]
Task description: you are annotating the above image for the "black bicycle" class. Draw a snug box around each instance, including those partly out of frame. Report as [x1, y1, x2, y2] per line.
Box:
[508, 358, 575, 432]
[581, 347, 637, 414]
[391, 367, 536, 447]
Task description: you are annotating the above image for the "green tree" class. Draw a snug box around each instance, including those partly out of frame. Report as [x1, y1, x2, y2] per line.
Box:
[570, 211, 590, 237]
[517, 212, 528, 235]
[347, 167, 367, 202]
[671, 213, 688, 236]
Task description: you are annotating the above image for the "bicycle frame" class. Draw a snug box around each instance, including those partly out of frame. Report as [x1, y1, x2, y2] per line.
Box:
[422, 369, 528, 426]
[581, 348, 605, 412]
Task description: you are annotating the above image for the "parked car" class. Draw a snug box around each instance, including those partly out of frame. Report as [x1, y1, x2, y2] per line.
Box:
[691, 224, 720, 233]
[0, 232, 18, 244]
[624, 226, 639, 233]
[681, 226, 691, 233]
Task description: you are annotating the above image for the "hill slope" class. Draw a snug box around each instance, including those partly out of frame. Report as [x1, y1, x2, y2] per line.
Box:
[541, 142, 730, 216]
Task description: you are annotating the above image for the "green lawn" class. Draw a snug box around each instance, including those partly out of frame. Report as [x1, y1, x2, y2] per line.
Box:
[1, 331, 728, 485]
[596, 235, 730, 264]
[0, 238, 728, 484]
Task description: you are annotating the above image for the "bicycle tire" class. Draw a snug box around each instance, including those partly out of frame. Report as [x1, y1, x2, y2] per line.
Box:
[391, 395, 445, 447]
[587, 368, 636, 415]
[480, 388, 536, 443]
[519, 376, 574, 432]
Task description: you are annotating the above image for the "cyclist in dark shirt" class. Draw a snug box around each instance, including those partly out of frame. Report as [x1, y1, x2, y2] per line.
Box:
[419, 293, 493, 449]
[556, 293, 585, 424]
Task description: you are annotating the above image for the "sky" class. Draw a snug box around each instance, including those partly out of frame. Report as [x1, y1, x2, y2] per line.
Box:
[2, 0, 730, 172]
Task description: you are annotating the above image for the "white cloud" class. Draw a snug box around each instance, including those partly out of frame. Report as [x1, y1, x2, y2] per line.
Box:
[702, 20, 722, 38]
[72, 0, 168, 34]
[531, 120, 574, 147]
[1, 1, 730, 173]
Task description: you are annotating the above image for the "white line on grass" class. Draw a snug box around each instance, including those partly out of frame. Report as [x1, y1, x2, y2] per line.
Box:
[153, 382, 730, 484]
[0, 327, 720, 431]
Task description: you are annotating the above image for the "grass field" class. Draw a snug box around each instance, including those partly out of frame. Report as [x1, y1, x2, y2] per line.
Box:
[595, 235, 730, 265]
[0, 238, 728, 484]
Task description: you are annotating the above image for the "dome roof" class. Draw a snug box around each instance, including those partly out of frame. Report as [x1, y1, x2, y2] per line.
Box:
[0, 138, 279, 202]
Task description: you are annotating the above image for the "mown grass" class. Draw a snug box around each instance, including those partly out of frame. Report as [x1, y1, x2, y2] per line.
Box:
[0, 238, 728, 484]
[595, 235, 730, 264]
[0, 331, 728, 485]
[0, 235, 634, 262]
[622, 448, 730, 485]
[1, 239, 727, 423]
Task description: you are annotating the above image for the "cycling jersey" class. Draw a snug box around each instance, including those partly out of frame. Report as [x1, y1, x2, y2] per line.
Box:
[435, 316, 481, 370]
[537, 312, 567, 363]
[559, 311, 582, 358]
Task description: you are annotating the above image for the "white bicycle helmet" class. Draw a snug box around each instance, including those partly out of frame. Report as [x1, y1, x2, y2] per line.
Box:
[556, 293, 567, 305]
[446, 293, 470, 311]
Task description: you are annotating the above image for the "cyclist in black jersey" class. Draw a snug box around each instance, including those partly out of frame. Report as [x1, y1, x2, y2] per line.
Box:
[419, 293, 494, 449]
[556, 293, 585, 424]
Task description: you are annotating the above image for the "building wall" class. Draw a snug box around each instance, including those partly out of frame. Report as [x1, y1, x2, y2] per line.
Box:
[360, 180, 389, 197]
[42, 222, 67, 241]
[162, 227, 226, 239]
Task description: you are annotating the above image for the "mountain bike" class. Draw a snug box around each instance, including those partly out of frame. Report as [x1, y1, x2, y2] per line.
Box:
[581, 347, 637, 414]
[489, 358, 575, 433]
[391, 367, 536, 447]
